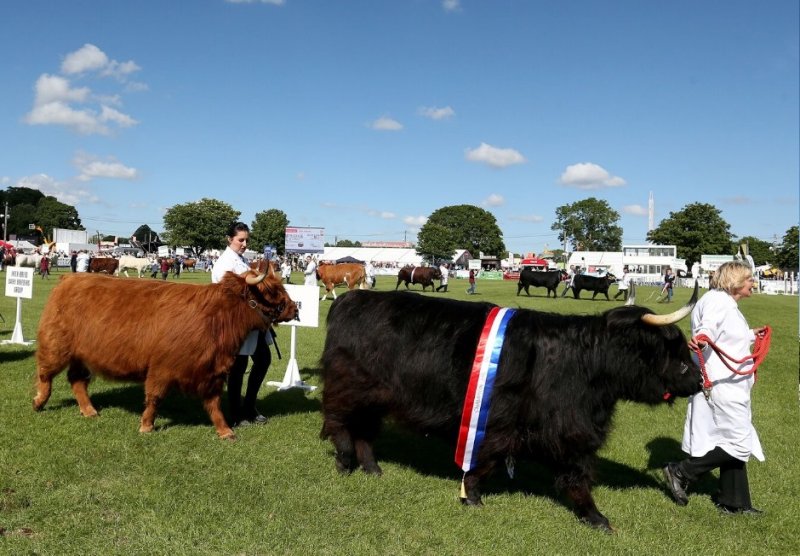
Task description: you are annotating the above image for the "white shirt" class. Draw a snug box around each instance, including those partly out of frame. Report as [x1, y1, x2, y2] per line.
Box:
[439, 265, 448, 285]
[682, 289, 763, 462]
[304, 260, 318, 287]
[211, 246, 271, 354]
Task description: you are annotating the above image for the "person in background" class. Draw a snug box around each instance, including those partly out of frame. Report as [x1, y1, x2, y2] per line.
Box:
[614, 266, 630, 301]
[40, 254, 50, 279]
[150, 259, 159, 279]
[660, 267, 675, 303]
[436, 262, 449, 292]
[303, 256, 318, 287]
[70, 251, 78, 272]
[281, 258, 292, 284]
[662, 260, 767, 515]
[365, 260, 377, 289]
[212, 221, 273, 427]
[466, 268, 476, 294]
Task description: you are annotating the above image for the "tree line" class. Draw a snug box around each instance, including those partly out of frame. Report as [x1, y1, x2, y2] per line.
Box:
[1, 187, 797, 270]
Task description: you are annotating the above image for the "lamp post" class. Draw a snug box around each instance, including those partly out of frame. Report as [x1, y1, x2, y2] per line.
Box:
[2, 201, 8, 242]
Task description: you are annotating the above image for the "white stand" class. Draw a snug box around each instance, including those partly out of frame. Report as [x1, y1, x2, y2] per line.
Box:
[1, 297, 35, 346]
[267, 325, 316, 391]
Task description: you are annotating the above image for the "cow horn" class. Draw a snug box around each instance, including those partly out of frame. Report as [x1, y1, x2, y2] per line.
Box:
[245, 272, 268, 285]
[625, 281, 636, 306]
[641, 281, 699, 326]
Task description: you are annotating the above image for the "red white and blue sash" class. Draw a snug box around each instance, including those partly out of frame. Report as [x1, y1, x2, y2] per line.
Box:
[455, 306, 516, 473]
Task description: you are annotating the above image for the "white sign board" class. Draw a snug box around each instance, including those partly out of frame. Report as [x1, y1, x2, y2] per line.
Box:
[280, 284, 320, 328]
[5, 267, 34, 299]
[158, 245, 170, 257]
[285, 226, 325, 254]
[468, 259, 481, 271]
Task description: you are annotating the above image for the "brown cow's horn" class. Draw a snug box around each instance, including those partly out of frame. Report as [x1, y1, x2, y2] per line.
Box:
[245, 272, 268, 285]
[641, 281, 699, 326]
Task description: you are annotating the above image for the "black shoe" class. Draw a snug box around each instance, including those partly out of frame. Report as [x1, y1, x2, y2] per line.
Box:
[716, 502, 764, 515]
[243, 411, 268, 425]
[662, 463, 689, 506]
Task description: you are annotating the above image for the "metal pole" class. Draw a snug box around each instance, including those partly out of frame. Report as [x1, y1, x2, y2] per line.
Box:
[3, 201, 8, 242]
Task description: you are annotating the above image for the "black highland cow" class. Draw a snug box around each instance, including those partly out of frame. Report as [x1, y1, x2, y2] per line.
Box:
[571, 273, 617, 300]
[516, 268, 566, 298]
[320, 285, 701, 532]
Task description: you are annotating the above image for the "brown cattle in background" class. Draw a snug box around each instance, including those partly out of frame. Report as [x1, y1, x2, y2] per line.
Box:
[33, 269, 297, 440]
[316, 262, 367, 300]
[395, 266, 441, 292]
[89, 257, 119, 274]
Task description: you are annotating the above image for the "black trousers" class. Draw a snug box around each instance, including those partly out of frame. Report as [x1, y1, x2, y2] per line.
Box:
[227, 331, 272, 422]
[678, 446, 753, 509]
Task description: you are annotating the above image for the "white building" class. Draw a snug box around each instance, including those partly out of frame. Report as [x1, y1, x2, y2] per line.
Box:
[567, 244, 687, 285]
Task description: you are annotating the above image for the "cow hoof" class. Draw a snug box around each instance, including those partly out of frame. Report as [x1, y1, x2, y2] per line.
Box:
[219, 430, 236, 441]
[361, 464, 383, 476]
[138, 424, 154, 433]
[460, 497, 483, 507]
[581, 516, 613, 534]
[80, 407, 99, 418]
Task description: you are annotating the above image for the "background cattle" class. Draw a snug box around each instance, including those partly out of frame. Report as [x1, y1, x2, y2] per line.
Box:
[117, 255, 153, 277]
[395, 266, 441, 291]
[34, 269, 297, 439]
[317, 262, 367, 300]
[14, 253, 43, 268]
[516, 268, 566, 298]
[571, 273, 617, 300]
[89, 257, 120, 274]
[320, 287, 701, 531]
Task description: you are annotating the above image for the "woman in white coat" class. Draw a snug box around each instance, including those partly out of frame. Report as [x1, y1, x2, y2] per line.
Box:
[212, 221, 272, 427]
[663, 261, 767, 514]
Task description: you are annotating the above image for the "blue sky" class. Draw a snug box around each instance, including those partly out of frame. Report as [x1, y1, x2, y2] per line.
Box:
[1, 0, 797, 255]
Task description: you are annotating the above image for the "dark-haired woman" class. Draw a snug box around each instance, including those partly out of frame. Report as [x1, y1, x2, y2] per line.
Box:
[211, 222, 272, 426]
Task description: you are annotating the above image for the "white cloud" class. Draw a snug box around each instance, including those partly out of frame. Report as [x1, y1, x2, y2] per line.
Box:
[24, 45, 143, 135]
[380, 211, 396, 219]
[25, 101, 110, 135]
[31, 74, 90, 105]
[559, 162, 626, 190]
[482, 194, 505, 207]
[443, 0, 461, 12]
[370, 116, 403, 131]
[14, 174, 98, 206]
[419, 105, 455, 120]
[623, 204, 648, 216]
[509, 214, 544, 223]
[465, 142, 526, 168]
[100, 105, 138, 127]
[74, 153, 138, 182]
[61, 44, 109, 74]
[404, 215, 428, 227]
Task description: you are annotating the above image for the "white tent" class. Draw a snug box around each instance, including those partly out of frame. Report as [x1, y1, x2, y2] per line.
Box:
[319, 247, 423, 267]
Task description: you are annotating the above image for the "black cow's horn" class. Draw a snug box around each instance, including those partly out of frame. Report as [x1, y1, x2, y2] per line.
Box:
[245, 272, 268, 286]
[641, 281, 699, 326]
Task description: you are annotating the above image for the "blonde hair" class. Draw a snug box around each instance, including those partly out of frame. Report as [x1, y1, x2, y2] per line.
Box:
[713, 260, 753, 293]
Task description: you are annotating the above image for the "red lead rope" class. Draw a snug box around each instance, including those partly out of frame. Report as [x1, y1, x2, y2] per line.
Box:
[691, 325, 772, 396]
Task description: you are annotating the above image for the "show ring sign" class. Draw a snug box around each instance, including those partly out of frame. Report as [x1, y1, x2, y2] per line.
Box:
[267, 284, 320, 391]
[3, 267, 35, 345]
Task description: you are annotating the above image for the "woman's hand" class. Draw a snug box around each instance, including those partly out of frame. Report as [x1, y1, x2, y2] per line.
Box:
[688, 336, 707, 351]
[752, 326, 767, 338]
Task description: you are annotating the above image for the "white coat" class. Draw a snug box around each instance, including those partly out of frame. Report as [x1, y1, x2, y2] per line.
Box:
[211, 246, 272, 355]
[682, 289, 763, 462]
[304, 260, 318, 287]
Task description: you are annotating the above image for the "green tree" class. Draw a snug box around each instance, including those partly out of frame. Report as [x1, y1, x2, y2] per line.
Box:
[417, 205, 506, 263]
[647, 203, 732, 267]
[162, 198, 240, 256]
[35, 196, 82, 236]
[415, 222, 459, 263]
[733, 236, 772, 267]
[775, 225, 798, 271]
[551, 197, 622, 252]
[250, 209, 289, 254]
[7, 203, 37, 238]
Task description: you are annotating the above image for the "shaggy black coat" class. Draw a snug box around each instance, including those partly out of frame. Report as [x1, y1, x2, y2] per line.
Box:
[516, 268, 566, 298]
[572, 273, 617, 300]
[320, 289, 701, 531]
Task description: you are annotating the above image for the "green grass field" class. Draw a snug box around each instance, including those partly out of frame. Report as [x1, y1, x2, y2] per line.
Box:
[1, 268, 798, 555]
